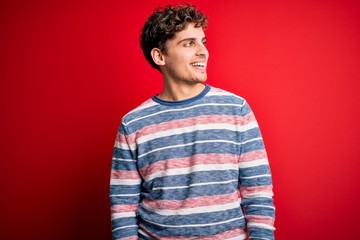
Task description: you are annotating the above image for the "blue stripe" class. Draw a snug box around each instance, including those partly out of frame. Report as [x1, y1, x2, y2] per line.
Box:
[111, 158, 138, 171]
[246, 205, 275, 217]
[111, 217, 138, 230]
[138, 129, 240, 156]
[110, 185, 142, 196]
[112, 148, 136, 162]
[112, 224, 138, 240]
[242, 128, 262, 141]
[138, 206, 244, 226]
[241, 139, 265, 154]
[248, 227, 274, 239]
[239, 165, 271, 177]
[152, 84, 211, 106]
[138, 142, 239, 168]
[143, 170, 238, 189]
[143, 182, 238, 201]
[240, 176, 272, 187]
[140, 215, 246, 237]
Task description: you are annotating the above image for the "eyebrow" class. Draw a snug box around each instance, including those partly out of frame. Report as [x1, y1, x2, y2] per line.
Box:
[177, 37, 207, 45]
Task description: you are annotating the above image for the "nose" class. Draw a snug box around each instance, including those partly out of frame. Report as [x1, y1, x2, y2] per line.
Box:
[196, 42, 208, 58]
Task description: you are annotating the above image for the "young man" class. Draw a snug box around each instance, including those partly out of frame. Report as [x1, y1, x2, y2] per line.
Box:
[110, 5, 275, 240]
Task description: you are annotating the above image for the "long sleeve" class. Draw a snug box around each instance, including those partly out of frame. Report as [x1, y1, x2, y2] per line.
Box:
[110, 122, 141, 240]
[238, 101, 275, 239]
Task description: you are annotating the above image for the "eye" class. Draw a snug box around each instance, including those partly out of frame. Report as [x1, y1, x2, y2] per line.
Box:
[184, 41, 195, 47]
[202, 40, 207, 46]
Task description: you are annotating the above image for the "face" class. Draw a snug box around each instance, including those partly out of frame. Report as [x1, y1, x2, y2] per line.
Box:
[159, 23, 209, 85]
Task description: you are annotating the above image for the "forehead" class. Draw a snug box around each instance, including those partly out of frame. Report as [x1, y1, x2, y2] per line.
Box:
[172, 23, 206, 41]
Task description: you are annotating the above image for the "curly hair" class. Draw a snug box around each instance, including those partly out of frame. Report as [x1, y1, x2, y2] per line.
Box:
[140, 4, 208, 71]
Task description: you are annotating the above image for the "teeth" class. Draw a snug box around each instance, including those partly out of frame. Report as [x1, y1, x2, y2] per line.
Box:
[191, 62, 205, 67]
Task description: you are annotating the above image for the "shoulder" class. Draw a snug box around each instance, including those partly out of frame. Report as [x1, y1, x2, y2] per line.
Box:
[207, 85, 247, 106]
[121, 98, 158, 125]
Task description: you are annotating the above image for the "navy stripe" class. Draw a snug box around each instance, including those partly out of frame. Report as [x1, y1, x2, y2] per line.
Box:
[239, 165, 271, 177]
[112, 225, 138, 239]
[110, 185, 142, 196]
[112, 148, 136, 161]
[138, 206, 244, 226]
[240, 176, 272, 187]
[152, 84, 211, 106]
[248, 227, 274, 239]
[138, 142, 239, 168]
[143, 182, 238, 201]
[138, 129, 241, 156]
[241, 139, 266, 155]
[111, 159, 138, 171]
[111, 217, 138, 230]
[143, 170, 238, 189]
[140, 216, 246, 237]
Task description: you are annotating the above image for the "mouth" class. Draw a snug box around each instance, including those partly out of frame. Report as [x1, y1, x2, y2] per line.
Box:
[190, 62, 206, 71]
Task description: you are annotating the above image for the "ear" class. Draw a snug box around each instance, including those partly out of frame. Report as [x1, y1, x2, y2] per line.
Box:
[151, 48, 165, 66]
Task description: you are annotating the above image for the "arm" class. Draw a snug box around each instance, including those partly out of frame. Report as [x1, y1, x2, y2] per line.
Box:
[238, 101, 275, 240]
[110, 123, 141, 240]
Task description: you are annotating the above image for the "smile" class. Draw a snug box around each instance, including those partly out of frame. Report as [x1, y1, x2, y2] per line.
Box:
[190, 62, 206, 67]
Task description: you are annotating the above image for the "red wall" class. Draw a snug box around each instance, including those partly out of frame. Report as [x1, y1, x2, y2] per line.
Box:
[1, 0, 359, 239]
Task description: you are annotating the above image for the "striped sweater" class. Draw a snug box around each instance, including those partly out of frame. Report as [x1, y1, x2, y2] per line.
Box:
[110, 85, 275, 240]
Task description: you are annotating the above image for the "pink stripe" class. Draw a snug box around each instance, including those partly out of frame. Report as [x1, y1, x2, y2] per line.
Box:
[210, 87, 222, 92]
[118, 236, 138, 240]
[115, 132, 137, 148]
[246, 215, 275, 226]
[240, 185, 273, 196]
[125, 113, 256, 145]
[115, 132, 133, 146]
[111, 170, 140, 179]
[239, 149, 267, 162]
[111, 204, 138, 213]
[139, 154, 238, 177]
[142, 192, 239, 210]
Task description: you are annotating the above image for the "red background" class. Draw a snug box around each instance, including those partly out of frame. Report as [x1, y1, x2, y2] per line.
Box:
[1, 0, 360, 239]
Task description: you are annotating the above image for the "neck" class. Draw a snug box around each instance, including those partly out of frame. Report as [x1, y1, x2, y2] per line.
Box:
[157, 81, 206, 101]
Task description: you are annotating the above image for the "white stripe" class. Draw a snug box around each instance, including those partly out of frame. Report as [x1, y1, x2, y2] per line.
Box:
[138, 229, 152, 238]
[114, 141, 137, 151]
[137, 122, 257, 144]
[124, 103, 243, 126]
[111, 212, 136, 220]
[141, 200, 240, 216]
[244, 192, 274, 198]
[240, 174, 272, 179]
[227, 235, 247, 240]
[110, 179, 141, 186]
[143, 216, 244, 228]
[247, 222, 275, 230]
[112, 157, 136, 162]
[152, 179, 238, 190]
[139, 138, 262, 158]
[239, 158, 268, 168]
[110, 193, 140, 197]
[112, 224, 138, 232]
[247, 204, 275, 210]
[144, 164, 238, 181]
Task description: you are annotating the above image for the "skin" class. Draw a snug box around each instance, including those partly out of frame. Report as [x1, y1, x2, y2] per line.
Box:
[151, 23, 209, 101]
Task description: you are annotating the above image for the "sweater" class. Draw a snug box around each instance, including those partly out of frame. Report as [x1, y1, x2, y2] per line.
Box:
[110, 85, 275, 240]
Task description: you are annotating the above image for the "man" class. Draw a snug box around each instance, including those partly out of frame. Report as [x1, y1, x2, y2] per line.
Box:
[110, 4, 275, 240]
